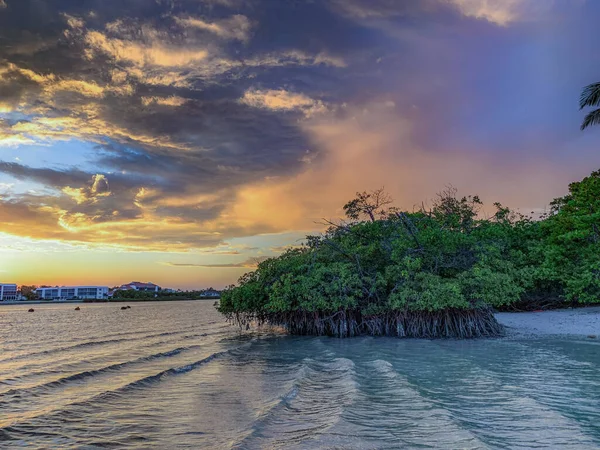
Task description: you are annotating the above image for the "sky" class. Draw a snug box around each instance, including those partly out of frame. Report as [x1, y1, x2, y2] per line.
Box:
[0, 0, 599, 290]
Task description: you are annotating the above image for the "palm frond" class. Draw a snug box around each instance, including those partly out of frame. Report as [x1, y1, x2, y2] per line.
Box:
[579, 82, 600, 109]
[580, 108, 600, 130]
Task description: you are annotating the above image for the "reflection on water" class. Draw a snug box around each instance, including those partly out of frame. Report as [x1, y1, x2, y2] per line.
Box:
[1, 301, 599, 449]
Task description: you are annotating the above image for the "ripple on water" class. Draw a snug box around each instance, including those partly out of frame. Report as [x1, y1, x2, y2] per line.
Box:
[233, 356, 359, 449]
[1, 303, 600, 449]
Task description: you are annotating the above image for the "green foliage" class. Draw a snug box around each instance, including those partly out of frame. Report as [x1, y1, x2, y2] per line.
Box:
[537, 170, 600, 303]
[218, 169, 600, 332]
[112, 289, 156, 300]
[19, 285, 38, 301]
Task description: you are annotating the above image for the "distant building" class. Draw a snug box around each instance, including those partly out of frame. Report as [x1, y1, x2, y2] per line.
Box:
[202, 288, 221, 298]
[119, 282, 161, 292]
[0, 283, 18, 301]
[35, 286, 109, 300]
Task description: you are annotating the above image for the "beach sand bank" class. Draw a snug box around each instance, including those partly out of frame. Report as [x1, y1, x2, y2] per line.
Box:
[496, 307, 600, 337]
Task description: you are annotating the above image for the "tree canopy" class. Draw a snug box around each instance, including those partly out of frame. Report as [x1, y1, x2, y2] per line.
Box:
[217, 169, 600, 338]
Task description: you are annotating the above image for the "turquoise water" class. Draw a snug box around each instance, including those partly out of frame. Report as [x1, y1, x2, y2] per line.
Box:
[1, 301, 599, 449]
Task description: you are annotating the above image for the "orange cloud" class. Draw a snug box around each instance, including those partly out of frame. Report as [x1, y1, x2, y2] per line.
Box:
[226, 101, 576, 232]
[84, 30, 209, 67]
[141, 96, 187, 107]
[240, 89, 327, 117]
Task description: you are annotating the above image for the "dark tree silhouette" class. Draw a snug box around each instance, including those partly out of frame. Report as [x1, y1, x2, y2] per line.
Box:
[19, 285, 38, 300]
[343, 188, 393, 222]
[580, 82, 600, 130]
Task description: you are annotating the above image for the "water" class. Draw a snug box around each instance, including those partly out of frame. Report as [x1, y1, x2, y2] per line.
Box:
[1, 301, 599, 449]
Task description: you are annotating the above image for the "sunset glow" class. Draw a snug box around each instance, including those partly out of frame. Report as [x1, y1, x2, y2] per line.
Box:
[1, 0, 599, 289]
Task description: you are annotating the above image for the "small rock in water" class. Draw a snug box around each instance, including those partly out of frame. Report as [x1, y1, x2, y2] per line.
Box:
[588, 335, 597, 339]
[28, 308, 34, 312]
[75, 306, 81, 311]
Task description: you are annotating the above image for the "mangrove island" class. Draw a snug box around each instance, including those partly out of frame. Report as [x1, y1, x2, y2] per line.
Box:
[217, 169, 600, 339]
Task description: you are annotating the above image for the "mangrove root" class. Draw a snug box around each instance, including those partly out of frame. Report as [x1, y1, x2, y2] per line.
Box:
[224, 307, 503, 339]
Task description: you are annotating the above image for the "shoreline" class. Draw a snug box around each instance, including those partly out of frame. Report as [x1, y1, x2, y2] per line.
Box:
[496, 306, 600, 338]
[0, 298, 219, 306]
[0, 299, 84, 305]
[3, 300, 598, 338]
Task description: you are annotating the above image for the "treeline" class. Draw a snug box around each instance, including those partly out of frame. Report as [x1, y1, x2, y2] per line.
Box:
[217, 169, 600, 338]
[111, 290, 218, 301]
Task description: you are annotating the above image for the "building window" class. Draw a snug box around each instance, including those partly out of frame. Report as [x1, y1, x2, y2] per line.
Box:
[61, 289, 76, 298]
[44, 289, 59, 299]
[1, 286, 17, 300]
[77, 288, 99, 297]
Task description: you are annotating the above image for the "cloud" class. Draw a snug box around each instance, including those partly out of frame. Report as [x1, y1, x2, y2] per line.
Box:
[62, 13, 85, 29]
[84, 30, 209, 68]
[0, 0, 596, 261]
[330, 0, 438, 19]
[330, 0, 564, 30]
[166, 256, 270, 268]
[240, 89, 328, 117]
[176, 14, 252, 41]
[0, 135, 39, 147]
[226, 100, 591, 233]
[246, 50, 347, 69]
[141, 96, 187, 107]
[448, 0, 556, 25]
[62, 174, 111, 205]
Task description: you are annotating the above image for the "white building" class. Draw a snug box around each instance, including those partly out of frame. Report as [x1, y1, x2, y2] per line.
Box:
[36, 286, 109, 300]
[0, 283, 18, 301]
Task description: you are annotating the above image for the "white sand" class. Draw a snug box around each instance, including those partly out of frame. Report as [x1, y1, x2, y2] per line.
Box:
[496, 307, 600, 337]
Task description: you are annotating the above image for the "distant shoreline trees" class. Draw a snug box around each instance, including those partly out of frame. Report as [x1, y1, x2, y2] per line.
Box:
[111, 289, 219, 301]
[19, 285, 38, 301]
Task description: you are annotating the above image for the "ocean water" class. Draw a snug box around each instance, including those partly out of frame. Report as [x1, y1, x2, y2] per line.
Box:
[1, 301, 599, 449]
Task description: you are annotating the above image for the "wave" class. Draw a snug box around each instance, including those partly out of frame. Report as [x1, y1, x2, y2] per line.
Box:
[380, 341, 598, 448]
[0, 329, 230, 385]
[90, 337, 255, 400]
[0, 325, 182, 352]
[0, 327, 221, 367]
[430, 339, 600, 443]
[0, 345, 201, 400]
[0, 337, 257, 432]
[232, 356, 358, 449]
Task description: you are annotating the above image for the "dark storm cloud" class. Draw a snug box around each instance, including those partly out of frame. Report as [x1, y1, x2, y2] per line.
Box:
[0, 0, 370, 246]
[0, 161, 142, 193]
[0, 0, 354, 183]
[2, 0, 595, 250]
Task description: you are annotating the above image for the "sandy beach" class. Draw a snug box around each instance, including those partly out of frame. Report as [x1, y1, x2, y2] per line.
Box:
[496, 307, 600, 337]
